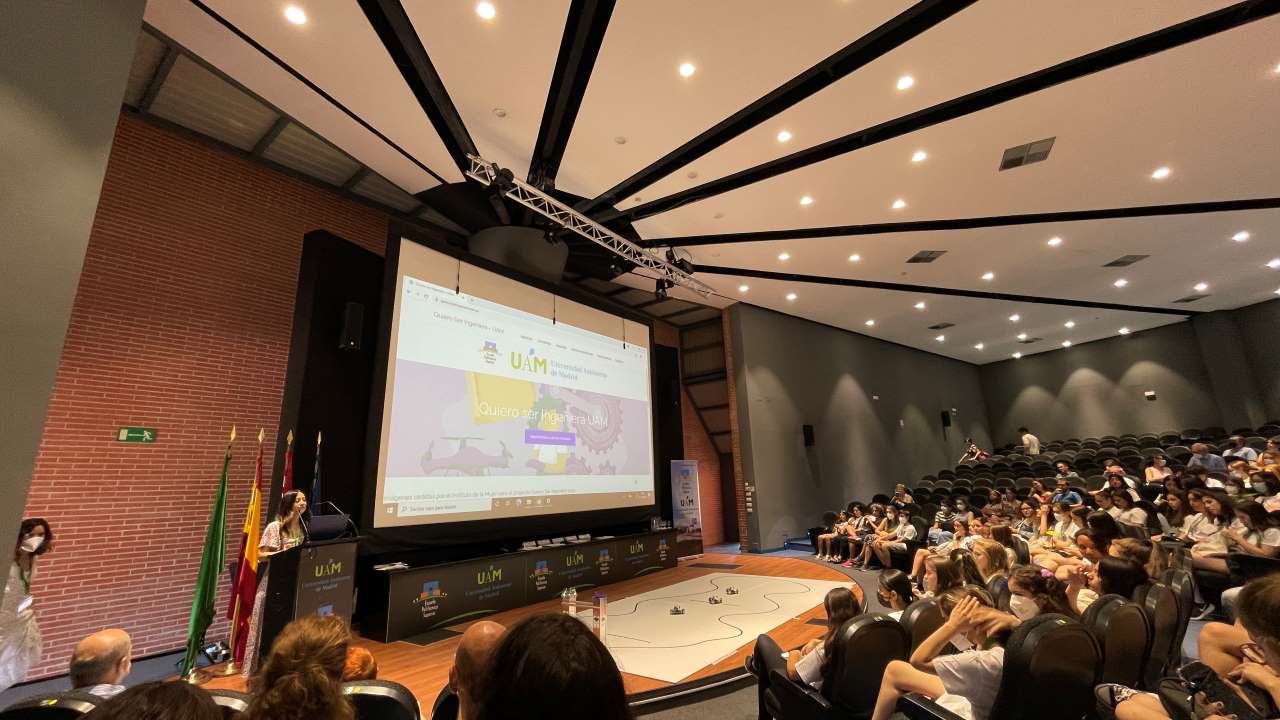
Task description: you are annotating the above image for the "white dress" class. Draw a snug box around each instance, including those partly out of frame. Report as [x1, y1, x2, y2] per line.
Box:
[241, 521, 302, 676]
[0, 562, 41, 692]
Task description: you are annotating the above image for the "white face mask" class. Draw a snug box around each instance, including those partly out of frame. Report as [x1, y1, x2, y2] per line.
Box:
[1009, 594, 1039, 621]
[20, 535, 44, 554]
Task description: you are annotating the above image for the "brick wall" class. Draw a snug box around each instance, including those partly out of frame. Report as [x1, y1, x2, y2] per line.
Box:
[680, 387, 724, 547]
[20, 111, 389, 680]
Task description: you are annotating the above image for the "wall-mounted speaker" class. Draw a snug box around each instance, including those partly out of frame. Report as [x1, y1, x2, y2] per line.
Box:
[339, 302, 364, 350]
[940, 410, 952, 428]
[802, 424, 815, 447]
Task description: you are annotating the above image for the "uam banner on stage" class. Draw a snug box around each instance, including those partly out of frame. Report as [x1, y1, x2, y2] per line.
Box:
[670, 459, 703, 559]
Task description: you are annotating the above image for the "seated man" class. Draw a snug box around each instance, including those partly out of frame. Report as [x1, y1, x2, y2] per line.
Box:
[1223, 435, 1259, 463]
[68, 629, 132, 698]
[1188, 443, 1229, 474]
[1051, 478, 1083, 507]
[448, 620, 505, 720]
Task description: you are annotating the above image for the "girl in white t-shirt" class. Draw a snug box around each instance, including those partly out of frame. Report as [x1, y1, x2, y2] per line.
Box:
[1193, 499, 1280, 568]
[870, 514, 919, 568]
[1111, 491, 1148, 530]
[747, 586, 860, 717]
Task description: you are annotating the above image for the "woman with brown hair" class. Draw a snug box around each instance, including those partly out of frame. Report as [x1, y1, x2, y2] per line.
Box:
[246, 615, 354, 720]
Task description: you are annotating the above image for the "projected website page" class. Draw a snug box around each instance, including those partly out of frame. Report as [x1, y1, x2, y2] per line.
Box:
[375, 274, 655, 527]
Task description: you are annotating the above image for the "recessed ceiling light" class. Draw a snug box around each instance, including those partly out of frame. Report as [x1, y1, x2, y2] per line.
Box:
[914, 301, 926, 310]
[778, 252, 790, 261]
[1016, 332, 1027, 341]
[475, 2, 496, 20]
[1275, 288, 1280, 295]
[1047, 236, 1063, 247]
[1151, 166, 1171, 180]
[1114, 278, 1128, 288]
[786, 292, 797, 301]
[799, 195, 814, 206]
[891, 198, 907, 210]
[1008, 314, 1020, 322]
[1064, 320, 1075, 329]
[776, 130, 792, 143]
[935, 334, 945, 342]
[865, 319, 876, 327]
[1012, 352, 1023, 359]
[1193, 282, 1209, 292]
[1232, 231, 1250, 242]
[848, 253, 861, 262]
[981, 271, 995, 281]
[1118, 327, 1131, 335]
[284, 5, 307, 24]
[678, 62, 696, 77]
[1274, 62, 1280, 74]
[911, 150, 927, 163]
[1267, 258, 1280, 269]
[896, 75, 915, 91]
[1062, 340, 1073, 348]
[973, 343, 984, 350]
[738, 285, 749, 293]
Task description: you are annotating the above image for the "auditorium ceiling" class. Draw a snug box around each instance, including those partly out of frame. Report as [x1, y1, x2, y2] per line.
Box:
[139, 1, 1280, 363]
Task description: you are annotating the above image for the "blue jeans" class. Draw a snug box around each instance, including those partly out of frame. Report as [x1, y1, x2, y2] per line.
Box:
[928, 529, 953, 546]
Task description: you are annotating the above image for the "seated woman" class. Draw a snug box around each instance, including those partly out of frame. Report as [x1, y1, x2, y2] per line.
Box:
[929, 499, 958, 545]
[909, 518, 977, 587]
[1167, 488, 1214, 543]
[989, 525, 1021, 568]
[947, 549, 987, 588]
[868, 511, 920, 569]
[814, 510, 849, 561]
[877, 569, 917, 618]
[851, 506, 904, 569]
[1251, 471, 1280, 512]
[1007, 564, 1077, 620]
[1153, 491, 1187, 537]
[748, 587, 859, 717]
[1109, 573, 1280, 720]
[870, 587, 1011, 720]
[971, 538, 1011, 584]
[843, 504, 885, 566]
[246, 615, 354, 720]
[1186, 490, 1237, 552]
[1111, 536, 1168, 580]
[1145, 454, 1174, 486]
[830, 505, 871, 563]
[922, 555, 969, 597]
[1013, 499, 1041, 541]
[1191, 499, 1280, 618]
[1028, 479, 1054, 506]
[1027, 502, 1082, 564]
[1037, 528, 1105, 574]
[1111, 490, 1148, 530]
[1064, 555, 1148, 613]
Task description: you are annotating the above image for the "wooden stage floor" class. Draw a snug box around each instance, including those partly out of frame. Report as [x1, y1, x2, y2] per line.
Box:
[205, 552, 848, 707]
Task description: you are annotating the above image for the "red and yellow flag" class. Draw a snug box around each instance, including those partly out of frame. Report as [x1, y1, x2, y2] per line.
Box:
[227, 428, 264, 663]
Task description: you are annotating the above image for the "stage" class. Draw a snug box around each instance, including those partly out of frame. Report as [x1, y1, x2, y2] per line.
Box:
[204, 552, 850, 707]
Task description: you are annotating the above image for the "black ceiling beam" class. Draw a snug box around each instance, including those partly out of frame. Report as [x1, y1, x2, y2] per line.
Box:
[695, 264, 1200, 317]
[578, 0, 974, 216]
[528, 0, 616, 190]
[617, 1, 1280, 223]
[137, 44, 178, 112]
[358, 0, 478, 176]
[186, 0, 446, 185]
[251, 115, 290, 156]
[641, 197, 1280, 248]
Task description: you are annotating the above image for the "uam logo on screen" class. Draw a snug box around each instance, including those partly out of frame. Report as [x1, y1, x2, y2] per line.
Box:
[480, 340, 498, 365]
[510, 348, 548, 374]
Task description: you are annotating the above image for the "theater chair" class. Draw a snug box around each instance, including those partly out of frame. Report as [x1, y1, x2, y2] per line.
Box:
[889, 516, 930, 572]
[1082, 594, 1152, 687]
[984, 575, 1010, 612]
[429, 687, 458, 720]
[1160, 568, 1195, 657]
[899, 614, 1100, 720]
[343, 680, 421, 720]
[897, 597, 944, 653]
[206, 689, 250, 719]
[0, 691, 102, 719]
[764, 614, 909, 720]
[1132, 581, 1180, 689]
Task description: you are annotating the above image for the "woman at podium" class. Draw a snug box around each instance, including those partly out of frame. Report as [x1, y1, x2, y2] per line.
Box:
[242, 490, 308, 676]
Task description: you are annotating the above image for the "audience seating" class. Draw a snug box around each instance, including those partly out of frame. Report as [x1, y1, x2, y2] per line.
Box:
[206, 689, 250, 719]
[0, 691, 102, 720]
[764, 613, 909, 720]
[1131, 581, 1181, 690]
[889, 516, 929, 572]
[342, 680, 421, 720]
[898, 614, 1101, 720]
[428, 687, 457, 720]
[1160, 568, 1195, 658]
[1081, 595, 1152, 687]
[897, 598, 945, 653]
[984, 575, 1011, 613]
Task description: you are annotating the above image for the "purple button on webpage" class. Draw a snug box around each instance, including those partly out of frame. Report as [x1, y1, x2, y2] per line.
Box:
[524, 430, 577, 446]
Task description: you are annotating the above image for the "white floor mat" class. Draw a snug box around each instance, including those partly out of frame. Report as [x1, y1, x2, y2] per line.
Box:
[584, 572, 850, 683]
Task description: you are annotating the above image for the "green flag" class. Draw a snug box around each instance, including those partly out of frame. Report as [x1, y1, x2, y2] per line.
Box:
[181, 428, 233, 676]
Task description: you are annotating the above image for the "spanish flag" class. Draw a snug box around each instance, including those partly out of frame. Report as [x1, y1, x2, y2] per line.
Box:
[227, 429, 264, 663]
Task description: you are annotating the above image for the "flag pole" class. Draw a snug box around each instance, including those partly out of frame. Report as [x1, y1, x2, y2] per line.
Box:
[184, 425, 235, 684]
[219, 428, 262, 675]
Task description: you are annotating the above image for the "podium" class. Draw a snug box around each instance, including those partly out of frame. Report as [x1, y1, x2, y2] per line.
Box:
[256, 537, 358, 665]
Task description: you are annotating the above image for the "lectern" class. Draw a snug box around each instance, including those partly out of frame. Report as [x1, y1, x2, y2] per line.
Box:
[256, 537, 358, 664]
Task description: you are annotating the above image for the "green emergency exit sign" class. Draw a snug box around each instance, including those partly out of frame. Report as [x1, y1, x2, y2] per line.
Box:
[116, 427, 157, 443]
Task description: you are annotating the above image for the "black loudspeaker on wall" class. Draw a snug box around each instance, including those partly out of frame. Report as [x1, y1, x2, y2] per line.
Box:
[940, 410, 951, 428]
[802, 424, 815, 447]
[339, 302, 364, 350]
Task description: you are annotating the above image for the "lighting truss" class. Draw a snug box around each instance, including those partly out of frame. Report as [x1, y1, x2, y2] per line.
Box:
[464, 154, 714, 297]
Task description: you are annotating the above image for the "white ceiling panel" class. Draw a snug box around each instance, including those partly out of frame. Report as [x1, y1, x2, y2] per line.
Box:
[148, 55, 278, 151]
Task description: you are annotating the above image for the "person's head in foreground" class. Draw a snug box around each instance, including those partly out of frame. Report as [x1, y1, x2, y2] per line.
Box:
[247, 614, 354, 720]
[1008, 565, 1075, 619]
[342, 645, 378, 682]
[472, 613, 630, 720]
[449, 620, 505, 720]
[70, 629, 132, 696]
[1238, 574, 1280, 671]
[82, 680, 221, 720]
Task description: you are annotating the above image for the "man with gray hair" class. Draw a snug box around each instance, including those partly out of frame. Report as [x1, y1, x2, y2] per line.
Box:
[69, 629, 131, 698]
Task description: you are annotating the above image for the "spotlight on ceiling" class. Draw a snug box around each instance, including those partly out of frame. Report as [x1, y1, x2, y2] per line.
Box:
[738, 285, 749, 293]
[1017, 332, 1027, 341]
[1193, 282, 1209, 292]
[1232, 231, 1250, 242]
[848, 254, 861, 262]
[284, 5, 307, 24]
[786, 292, 797, 301]
[914, 301, 926, 310]
[678, 62, 696, 77]
[1047, 236, 1063, 247]
[1008, 314, 1020, 323]
[1151, 166, 1171, 180]
[1118, 327, 1131, 335]
[1267, 258, 1280, 270]
[776, 130, 792, 143]
[912, 150, 927, 163]
[896, 75, 915, 90]
[865, 319, 876, 327]
[1012, 352, 1023, 359]
[973, 343, 984, 350]
[891, 198, 907, 210]
[981, 272, 995, 281]
[1064, 320, 1075, 329]
[1061, 340, 1073, 348]
[799, 195, 814, 206]
[935, 334, 945, 342]
[778, 252, 790, 261]
[475, 2, 496, 20]
[1114, 278, 1128, 288]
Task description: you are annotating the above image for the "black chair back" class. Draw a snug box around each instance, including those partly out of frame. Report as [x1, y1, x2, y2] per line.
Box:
[1082, 594, 1152, 687]
[429, 687, 457, 720]
[343, 680, 421, 720]
[206, 689, 250, 719]
[988, 614, 1101, 720]
[985, 575, 1011, 612]
[1132, 581, 1180, 689]
[1160, 568, 1195, 662]
[898, 597, 944, 652]
[824, 613, 910, 714]
[0, 691, 102, 720]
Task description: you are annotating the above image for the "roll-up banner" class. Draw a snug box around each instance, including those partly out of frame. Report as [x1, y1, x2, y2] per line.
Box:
[671, 459, 704, 559]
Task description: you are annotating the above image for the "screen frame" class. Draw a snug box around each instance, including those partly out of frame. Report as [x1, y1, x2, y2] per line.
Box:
[361, 222, 661, 551]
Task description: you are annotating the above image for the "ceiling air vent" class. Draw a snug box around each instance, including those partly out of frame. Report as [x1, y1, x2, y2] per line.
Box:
[906, 250, 947, 264]
[1173, 294, 1210, 303]
[1103, 254, 1150, 268]
[1017, 337, 1043, 344]
[999, 137, 1055, 171]
[928, 322, 955, 330]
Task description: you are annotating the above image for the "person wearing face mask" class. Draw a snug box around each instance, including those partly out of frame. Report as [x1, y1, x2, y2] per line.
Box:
[1007, 564, 1077, 621]
[852, 507, 902, 569]
[0, 517, 55, 693]
[1252, 472, 1280, 512]
[1223, 435, 1259, 463]
[953, 498, 973, 523]
[877, 569, 916, 618]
